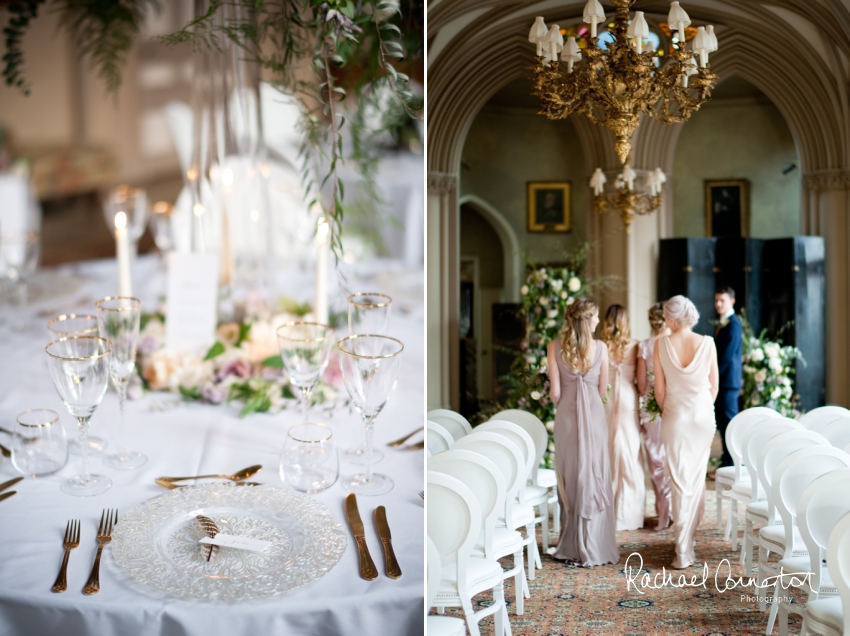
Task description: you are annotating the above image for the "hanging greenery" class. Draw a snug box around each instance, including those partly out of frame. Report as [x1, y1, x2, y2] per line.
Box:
[3, 0, 423, 259]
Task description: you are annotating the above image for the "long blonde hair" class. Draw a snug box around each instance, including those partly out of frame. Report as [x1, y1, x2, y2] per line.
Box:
[600, 304, 631, 361]
[560, 298, 598, 372]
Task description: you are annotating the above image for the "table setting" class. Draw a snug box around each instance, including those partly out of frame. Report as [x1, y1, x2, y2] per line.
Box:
[0, 235, 425, 635]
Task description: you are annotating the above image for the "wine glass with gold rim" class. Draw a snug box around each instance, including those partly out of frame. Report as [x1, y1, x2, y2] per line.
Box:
[45, 336, 112, 496]
[337, 334, 403, 496]
[96, 296, 146, 470]
[276, 322, 335, 419]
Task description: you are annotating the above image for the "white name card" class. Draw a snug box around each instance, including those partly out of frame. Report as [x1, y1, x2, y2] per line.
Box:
[166, 252, 219, 351]
[199, 534, 271, 553]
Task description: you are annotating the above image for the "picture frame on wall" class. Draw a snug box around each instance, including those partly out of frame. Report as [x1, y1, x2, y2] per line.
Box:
[527, 182, 571, 232]
[705, 179, 750, 237]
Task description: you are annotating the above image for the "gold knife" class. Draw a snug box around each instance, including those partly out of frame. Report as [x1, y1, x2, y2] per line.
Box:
[0, 442, 10, 458]
[0, 477, 23, 493]
[345, 493, 378, 581]
[0, 491, 16, 503]
[375, 506, 402, 579]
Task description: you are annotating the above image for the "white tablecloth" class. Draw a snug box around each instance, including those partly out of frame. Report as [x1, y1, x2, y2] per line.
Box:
[0, 256, 424, 636]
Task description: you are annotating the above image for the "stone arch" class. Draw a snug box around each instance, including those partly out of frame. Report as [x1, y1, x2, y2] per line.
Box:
[459, 194, 523, 302]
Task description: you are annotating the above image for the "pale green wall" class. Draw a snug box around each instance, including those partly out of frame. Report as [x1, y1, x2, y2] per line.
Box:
[673, 99, 800, 238]
[460, 108, 587, 262]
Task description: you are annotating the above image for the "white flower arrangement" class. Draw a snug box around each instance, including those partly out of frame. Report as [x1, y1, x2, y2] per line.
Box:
[740, 314, 803, 417]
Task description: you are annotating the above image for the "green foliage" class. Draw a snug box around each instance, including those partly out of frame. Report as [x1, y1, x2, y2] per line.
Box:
[261, 354, 284, 368]
[2, 0, 47, 94]
[235, 322, 251, 347]
[203, 340, 225, 360]
[178, 385, 202, 400]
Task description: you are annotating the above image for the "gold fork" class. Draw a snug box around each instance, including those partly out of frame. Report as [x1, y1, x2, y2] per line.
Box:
[83, 509, 117, 595]
[386, 426, 424, 447]
[51, 519, 80, 592]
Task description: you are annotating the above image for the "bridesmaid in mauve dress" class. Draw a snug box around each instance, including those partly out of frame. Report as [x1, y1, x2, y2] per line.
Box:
[546, 299, 619, 567]
[637, 302, 673, 531]
[600, 304, 645, 531]
[653, 296, 719, 569]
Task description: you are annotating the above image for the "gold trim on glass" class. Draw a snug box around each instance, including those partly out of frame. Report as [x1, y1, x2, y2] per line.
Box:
[276, 321, 334, 343]
[95, 296, 141, 312]
[45, 336, 113, 361]
[47, 314, 98, 336]
[347, 293, 392, 308]
[17, 408, 60, 428]
[287, 423, 333, 444]
[337, 334, 404, 359]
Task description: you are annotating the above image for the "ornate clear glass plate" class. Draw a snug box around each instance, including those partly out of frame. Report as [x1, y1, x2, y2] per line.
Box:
[111, 482, 347, 601]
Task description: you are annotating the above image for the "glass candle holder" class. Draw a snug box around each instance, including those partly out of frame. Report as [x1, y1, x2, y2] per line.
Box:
[280, 423, 338, 493]
[11, 408, 68, 477]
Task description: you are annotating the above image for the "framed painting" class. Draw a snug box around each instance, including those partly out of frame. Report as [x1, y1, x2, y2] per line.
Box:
[527, 182, 571, 232]
[705, 179, 750, 237]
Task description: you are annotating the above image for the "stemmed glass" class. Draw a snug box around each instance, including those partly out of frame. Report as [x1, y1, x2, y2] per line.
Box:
[47, 314, 109, 454]
[344, 293, 392, 465]
[1, 230, 40, 330]
[276, 322, 335, 419]
[96, 296, 147, 469]
[337, 335, 404, 496]
[103, 186, 148, 247]
[45, 336, 112, 496]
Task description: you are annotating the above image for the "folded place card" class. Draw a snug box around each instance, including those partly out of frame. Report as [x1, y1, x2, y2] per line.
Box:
[199, 534, 272, 553]
[166, 252, 219, 351]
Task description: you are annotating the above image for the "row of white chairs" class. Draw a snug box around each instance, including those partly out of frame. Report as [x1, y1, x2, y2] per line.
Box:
[426, 408, 556, 636]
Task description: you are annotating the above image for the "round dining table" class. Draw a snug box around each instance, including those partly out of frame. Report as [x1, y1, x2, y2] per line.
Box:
[0, 255, 425, 636]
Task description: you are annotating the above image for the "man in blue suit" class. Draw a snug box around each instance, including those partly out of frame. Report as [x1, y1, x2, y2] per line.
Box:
[714, 286, 743, 467]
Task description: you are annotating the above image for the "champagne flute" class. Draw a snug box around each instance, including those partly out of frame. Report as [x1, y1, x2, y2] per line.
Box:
[337, 335, 403, 496]
[45, 336, 112, 496]
[276, 322, 335, 419]
[344, 292, 392, 465]
[1, 229, 39, 330]
[96, 296, 147, 469]
[47, 314, 109, 454]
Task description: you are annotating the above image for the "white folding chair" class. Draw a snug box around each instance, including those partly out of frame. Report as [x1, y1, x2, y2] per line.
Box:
[725, 410, 784, 545]
[739, 418, 802, 572]
[475, 421, 543, 575]
[799, 406, 850, 430]
[453, 432, 539, 591]
[428, 420, 455, 456]
[754, 430, 830, 612]
[428, 536, 466, 636]
[820, 418, 850, 449]
[806, 510, 850, 636]
[763, 446, 850, 634]
[785, 469, 850, 636]
[428, 409, 473, 442]
[428, 471, 510, 636]
[491, 409, 560, 553]
[717, 407, 781, 532]
[429, 449, 527, 615]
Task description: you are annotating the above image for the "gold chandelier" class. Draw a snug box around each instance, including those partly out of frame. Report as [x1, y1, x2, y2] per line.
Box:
[528, 0, 718, 164]
[590, 166, 664, 234]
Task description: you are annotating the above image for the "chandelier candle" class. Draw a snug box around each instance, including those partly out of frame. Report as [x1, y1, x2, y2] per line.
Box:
[528, 0, 718, 164]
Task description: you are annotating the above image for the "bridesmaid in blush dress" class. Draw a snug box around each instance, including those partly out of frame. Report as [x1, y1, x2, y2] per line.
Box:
[599, 304, 645, 531]
[637, 303, 672, 531]
[653, 296, 719, 569]
[547, 298, 619, 567]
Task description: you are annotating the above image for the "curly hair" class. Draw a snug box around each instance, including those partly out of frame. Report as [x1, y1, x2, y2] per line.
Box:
[560, 298, 599, 372]
[600, 304, 631, 362]
[648, 302, 666, 333]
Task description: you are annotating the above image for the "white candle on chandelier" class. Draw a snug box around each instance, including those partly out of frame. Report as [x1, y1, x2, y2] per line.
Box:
[115, 211, 132, 297]
[694, 26, 710, 68]
[314, 217, 330, 325]
[583, 0, 605, 39]
[621, 164, 636, 191]
[668, 2, 691, 46]
[529, 17, 548, 57]
[590, 168, 607, 196]
[628, 11, 649, 55]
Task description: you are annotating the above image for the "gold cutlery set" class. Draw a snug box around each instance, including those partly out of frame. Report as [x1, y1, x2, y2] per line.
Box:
[0, 476, 22, 503]
[344, 493, 402, 581]
[387, 426, 424, 451]
[154, 465, 263, 489]
[52, 509, 117, 594]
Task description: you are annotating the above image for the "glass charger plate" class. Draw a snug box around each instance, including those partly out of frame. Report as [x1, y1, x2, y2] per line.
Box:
[111, 483, 347, 601]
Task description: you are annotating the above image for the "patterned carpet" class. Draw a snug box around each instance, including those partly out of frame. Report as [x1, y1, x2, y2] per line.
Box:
[438, 480, 806, 635]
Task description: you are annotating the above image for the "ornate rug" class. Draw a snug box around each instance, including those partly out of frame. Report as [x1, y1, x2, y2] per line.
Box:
[437, 480, 806, 635]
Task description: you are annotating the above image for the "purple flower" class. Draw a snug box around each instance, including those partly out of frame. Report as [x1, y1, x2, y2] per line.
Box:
[138, 336, 159, 356]
[215, 359, 252, 383]
[201, 383, 225, 404]
[261, 366, 283, 381]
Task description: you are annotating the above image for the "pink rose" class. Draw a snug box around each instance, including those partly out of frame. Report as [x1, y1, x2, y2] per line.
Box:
[215, 359, 252, 382]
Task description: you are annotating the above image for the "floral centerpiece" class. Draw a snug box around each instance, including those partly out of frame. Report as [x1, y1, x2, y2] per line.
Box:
[134, 303, 346, 417]
[740, 314, 804, 417]
[484, 247, 598, 468]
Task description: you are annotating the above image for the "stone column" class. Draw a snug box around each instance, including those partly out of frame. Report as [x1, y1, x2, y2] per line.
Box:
[427, 172, 460, 410]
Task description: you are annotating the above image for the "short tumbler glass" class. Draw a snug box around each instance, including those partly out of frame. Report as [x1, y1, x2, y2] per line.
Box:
[280, 423, 338, 493]
[11, 409, 68, 477]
